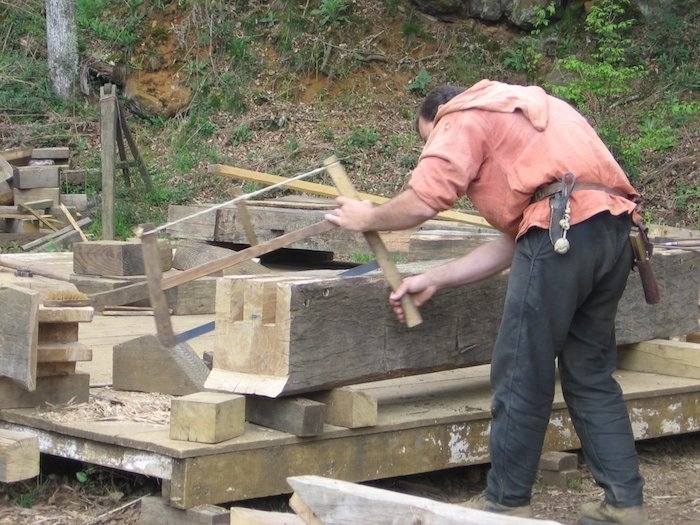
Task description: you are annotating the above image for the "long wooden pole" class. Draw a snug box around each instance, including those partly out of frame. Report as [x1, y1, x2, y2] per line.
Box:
[208, 163, 493, 228]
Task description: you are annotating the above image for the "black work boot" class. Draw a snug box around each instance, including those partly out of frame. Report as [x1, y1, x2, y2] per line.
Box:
[579, 501, 649, 525]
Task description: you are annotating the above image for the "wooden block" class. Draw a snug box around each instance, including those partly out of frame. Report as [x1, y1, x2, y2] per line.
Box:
[686, 332, 700, 344]
[73, 239, 173, 276]
[618, 340, 700, 379]
[32, 147, 70, 160]
[172, 241, 271, 276]
[538, 451, 578, 472]
[36, 361, 76, 377]
[113, 334, 209, 396]
[1, 146, 33, 162]
[139, 496, 229, 525]
[229, 507, 305, 525]
[165, 277, 217, 315]
[287, 475, 564, 525]
[539, 469, 582, 489]
[245, 396, 325, 437]
[0, 429, 40, 482]
[38, 322, 79, 344]
[59, 193, 88, 212]
[308, 388, 377, 428]
[170, 391, 245, 443]
[14, 165, 60, 189]
[0, 284, 39, 391]
[206, 250, 700, 397]
[37, 341, 92, 363]
[0, 373, 89, 408]
[38, 305, 94, 323]
[6, 218, 40, 233]
[12, 187, 60, 207]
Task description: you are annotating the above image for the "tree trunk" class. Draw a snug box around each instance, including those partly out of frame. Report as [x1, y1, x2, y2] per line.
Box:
[45, 0, 78, 100]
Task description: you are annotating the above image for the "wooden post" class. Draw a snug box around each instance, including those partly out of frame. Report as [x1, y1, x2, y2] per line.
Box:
[100, 83, 117, 240]
[323, 155, 422, 327]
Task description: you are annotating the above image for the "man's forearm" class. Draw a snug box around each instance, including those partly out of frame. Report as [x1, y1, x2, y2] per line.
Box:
[367, 188, 437, 231]
[423, 234, 516, 290]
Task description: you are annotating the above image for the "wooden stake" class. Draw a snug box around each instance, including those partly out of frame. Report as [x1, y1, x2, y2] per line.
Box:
[323, 156, 422, 328]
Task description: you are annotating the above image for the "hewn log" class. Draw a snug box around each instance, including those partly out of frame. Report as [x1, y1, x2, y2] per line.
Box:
[206, 249, 700, 397]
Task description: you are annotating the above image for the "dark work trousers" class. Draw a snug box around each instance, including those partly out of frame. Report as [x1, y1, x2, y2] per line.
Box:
[485, 211, 645, 508]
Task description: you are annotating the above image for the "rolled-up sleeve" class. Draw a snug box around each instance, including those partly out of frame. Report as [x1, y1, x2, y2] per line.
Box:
[408, 114, 483, 211]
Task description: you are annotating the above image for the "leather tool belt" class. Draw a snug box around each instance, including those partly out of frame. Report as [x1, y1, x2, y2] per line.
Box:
[531, 180, 629, 203]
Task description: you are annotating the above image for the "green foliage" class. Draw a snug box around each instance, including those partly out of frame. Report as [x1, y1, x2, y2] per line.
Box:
[549, 0, 643, 107]
[345, 126, 379, 151]
[503, 2, 556, 82]
[310, 0, 351, 28]
[407, 69, 431, 96]
[230, 124, 254, 146]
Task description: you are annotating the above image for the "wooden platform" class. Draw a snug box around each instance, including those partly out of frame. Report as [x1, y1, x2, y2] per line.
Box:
[1, 362, 699, 509]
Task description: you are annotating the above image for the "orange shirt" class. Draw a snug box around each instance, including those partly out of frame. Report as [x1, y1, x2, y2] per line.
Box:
[409, 80, 639, 238]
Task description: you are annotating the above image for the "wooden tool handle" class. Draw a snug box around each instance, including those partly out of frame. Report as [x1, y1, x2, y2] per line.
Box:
[324, 155, 423, 327]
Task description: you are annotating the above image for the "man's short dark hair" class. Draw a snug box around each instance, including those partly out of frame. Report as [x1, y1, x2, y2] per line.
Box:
[415, 85, 466, 133]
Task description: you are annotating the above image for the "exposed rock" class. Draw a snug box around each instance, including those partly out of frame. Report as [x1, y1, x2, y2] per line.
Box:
[411, 0, 665, 28]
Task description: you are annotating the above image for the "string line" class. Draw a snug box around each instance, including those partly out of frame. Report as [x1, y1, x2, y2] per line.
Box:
[142, 162, 336, 235]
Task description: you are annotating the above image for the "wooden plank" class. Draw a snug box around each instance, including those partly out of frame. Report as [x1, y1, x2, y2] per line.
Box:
[229, 506, 305, 525]
[112, 334, 209, 396]
[32, 146, 70, 160]
[59, 203, 88, 242]
[13, 164, 60, 189]
[21, 216, 91, 251]
[206, 249, 700, 397]
[324, 155, 421, 327]
[286, 475, 564, 525]
[207, 163, 492, 228]
[38, 305, 94, 323]
[37, 341, 92, 363]
[0, 284, 39, 391]
[0, 429, 40, 482]
[18, 202, 59, 231]
[0, 373, 89, 409]
[170, 392, 245, 444]
[73, 239, 172, 277]
[1, 146, 33, 162]
[245, 396, 326, 437]
[618, 340, 700, 379]
[12, 186, 60, 207]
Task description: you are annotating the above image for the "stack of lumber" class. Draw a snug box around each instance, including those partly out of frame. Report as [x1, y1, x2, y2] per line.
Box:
[0, 146, 89, 250]
[0, 283, 93, 409]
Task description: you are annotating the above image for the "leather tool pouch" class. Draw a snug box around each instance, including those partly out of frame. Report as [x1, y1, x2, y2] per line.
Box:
[630, 223, 661, 304]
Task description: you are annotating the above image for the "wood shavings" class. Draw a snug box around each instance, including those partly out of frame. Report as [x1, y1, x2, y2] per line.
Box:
[35, 387, 173, 427]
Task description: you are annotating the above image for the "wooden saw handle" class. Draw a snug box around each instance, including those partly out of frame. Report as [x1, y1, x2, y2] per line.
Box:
[324, 155, 423, 328]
